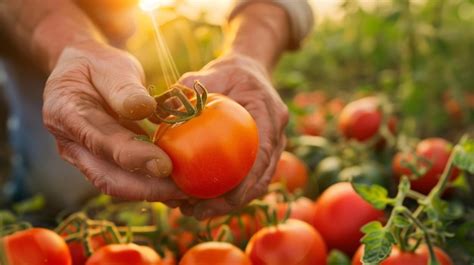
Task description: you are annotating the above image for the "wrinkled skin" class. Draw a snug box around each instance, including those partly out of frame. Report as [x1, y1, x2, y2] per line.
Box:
[176, 53, 288, 219]
[43, 41, 188, 204]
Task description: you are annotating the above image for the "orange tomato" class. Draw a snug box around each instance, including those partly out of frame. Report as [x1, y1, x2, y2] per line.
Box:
[246, 219, 328, 265]
[271, 151, 309, 192]
[180, 242, 251, 265]
[352, 244, 453, 265]
[156, 94, 259, 198]
[2, 228, 71, 265]
[85, 244, 161, 265]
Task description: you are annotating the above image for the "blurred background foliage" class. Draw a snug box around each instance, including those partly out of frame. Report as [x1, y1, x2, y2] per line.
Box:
[127, 0, 473, 141]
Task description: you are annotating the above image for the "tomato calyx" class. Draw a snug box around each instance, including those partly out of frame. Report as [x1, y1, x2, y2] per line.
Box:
[153, 80, 208, 124]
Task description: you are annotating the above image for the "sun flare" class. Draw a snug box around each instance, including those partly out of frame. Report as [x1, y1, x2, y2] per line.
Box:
[139, 0, 175, 12]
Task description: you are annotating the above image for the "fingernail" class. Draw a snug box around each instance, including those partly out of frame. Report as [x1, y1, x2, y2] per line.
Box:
[146, 159, 169, 178]
[123, 93, 156, 120]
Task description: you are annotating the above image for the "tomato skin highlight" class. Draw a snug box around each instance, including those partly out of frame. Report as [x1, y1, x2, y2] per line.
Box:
[392, 138, 460, 194]
[352, 245, 453, 265]
[246, 219, 328, 265]
[338, 97, 395, 142]
[180, 241, 251, 265]
[156, 94, 259, 199]
[271, 151, 309, 192]
[85, 244, 161, 265]
[312, 182, 385, 255]
[2, 228, 72, 265]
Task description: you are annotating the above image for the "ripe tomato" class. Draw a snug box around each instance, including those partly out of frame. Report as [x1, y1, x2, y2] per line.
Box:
[352, 244, 453, 265]
[180, 242, 251, 265]
[296, 110, 326, 136]
[392, 138, 460, 194]
[264, 194, 316, 225]
[211, 214, 261, 247]
[246, 219, 328, 265]
[338, 97, 396, 142]
[67, 235, 106, 265]
[293, 91, 327, 108]
[271, 151, 309, 192]
[156, 93, 259, 198]
[313, 182, 385, 255]
[2, 228, 72, 265]
[85, 244, 161, 265]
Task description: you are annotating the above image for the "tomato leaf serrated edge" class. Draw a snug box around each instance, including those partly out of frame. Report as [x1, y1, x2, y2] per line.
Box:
[353, 183, 391, 210]
[361, 221, 395, 264]
[453, 138, 474, 174]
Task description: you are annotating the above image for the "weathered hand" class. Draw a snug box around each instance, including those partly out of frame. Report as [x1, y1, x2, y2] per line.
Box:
[43, 41, 187, 203]
[177, 53, 289, 219]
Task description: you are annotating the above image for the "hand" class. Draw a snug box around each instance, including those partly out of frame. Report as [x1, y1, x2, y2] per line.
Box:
[177, 53, 289, 219]
[43, 41, 188, 203]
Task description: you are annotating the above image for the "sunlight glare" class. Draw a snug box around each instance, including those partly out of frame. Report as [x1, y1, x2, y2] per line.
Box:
[139, 0, 175, 12]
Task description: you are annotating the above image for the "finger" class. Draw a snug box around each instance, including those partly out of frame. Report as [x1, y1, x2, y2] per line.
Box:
[57, 139, 188, 201]
[90, 51, 156, 120]
[50, 93, 172, 178]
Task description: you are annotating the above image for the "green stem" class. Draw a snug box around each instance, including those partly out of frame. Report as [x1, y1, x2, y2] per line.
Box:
[401, 209, 440, 265]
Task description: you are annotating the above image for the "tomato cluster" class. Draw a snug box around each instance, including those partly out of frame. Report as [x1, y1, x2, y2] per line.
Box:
[3, 92, 466, 265]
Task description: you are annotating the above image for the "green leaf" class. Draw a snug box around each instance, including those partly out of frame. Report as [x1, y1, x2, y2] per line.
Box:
[398, 176, 411, 194]
[352, 183, 391, 210]
[13, 194, 45, 214]
[361, 221, 395, 264]
[392, 215, 411, 228]
[327, 250, 351, 265]
[453, 138, 474, 174]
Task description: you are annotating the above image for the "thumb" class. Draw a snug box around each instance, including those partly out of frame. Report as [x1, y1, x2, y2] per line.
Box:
[91, 54, 156, 120]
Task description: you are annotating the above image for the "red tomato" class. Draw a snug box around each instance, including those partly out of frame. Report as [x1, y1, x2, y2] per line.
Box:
[2, 228, 72, 265]
[211, 214, 262, 246]
[264, 194, 316, 225]
[156, 94, 259, 198]
[67, 235, 106, 265]
[352, 244, 453, 265]
[392, 138, 460, 194]
[246, 219, 328, 265]
[296, 110, 326, 136]
[338, 97, 395, 142]
[293, 91, 327, 108]
[313, 182, 385, 255]
[180, 241, 251, 265]
[271, 151, 309, 192]
[326, 98, 345, 117]
[85, 244, 161, 265]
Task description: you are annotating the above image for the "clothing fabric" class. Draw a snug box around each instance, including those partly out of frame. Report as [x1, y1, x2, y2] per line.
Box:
[229, 0, 314, 49]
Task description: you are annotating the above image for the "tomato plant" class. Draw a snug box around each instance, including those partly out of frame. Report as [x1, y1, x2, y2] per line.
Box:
[264, 194, 315, 225]
[313, 182, 385, 255]
[154, 82, 259, 198]
[180, 241, 251, 265]
[67, 235, 106, 265]
[271, 151, 309, 192]
[352, 245, 453, 265]
[1, 228, 71, 265]
[85, 244, 161, 265]
[211, 214, 261, 247]
[338, 97, 396, 142]
[392, 138, 460, 194]
[246, 219, 327, 265]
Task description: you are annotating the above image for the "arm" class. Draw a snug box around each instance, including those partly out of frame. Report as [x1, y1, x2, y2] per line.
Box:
[0, 0, 101, 72]
[178, 1, 313, 219]
[0, 0, 186, 203]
